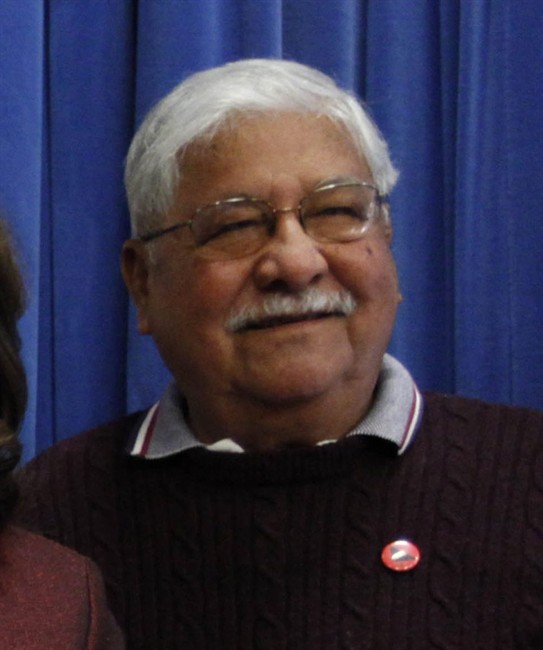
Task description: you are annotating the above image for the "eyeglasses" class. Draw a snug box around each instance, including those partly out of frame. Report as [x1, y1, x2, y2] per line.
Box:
[139, 179, 386, 260]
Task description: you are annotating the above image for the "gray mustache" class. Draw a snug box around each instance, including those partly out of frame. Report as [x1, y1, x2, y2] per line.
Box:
[226, 288, 357, 332]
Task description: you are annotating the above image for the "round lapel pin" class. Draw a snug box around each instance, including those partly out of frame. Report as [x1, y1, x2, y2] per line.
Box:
[381, 539, 420, 571]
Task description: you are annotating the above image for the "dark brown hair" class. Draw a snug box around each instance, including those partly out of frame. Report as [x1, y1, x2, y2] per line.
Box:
[0, 219, 26, 529]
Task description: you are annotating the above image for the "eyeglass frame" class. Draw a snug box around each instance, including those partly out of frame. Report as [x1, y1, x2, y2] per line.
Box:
[137, 178, 389, 253]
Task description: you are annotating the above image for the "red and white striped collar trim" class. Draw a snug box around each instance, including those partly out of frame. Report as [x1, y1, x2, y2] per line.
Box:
[398, 384, 423, 454]
[130, 403, 160, 457]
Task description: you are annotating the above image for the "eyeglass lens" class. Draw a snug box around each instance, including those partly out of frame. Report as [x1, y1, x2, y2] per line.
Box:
[192, 183, 378, 259]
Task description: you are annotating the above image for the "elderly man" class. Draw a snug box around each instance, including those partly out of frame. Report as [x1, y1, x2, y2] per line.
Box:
[18, 59, 543, 649]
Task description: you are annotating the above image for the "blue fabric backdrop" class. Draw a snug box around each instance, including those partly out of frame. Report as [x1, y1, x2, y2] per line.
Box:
[0, 0, 541, 462]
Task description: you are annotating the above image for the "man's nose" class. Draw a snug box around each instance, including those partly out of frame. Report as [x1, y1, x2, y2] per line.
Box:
[252, 213, 329, 292]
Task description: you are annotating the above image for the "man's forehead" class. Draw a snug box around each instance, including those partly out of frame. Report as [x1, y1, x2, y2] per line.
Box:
[182, 111, 358, 161]
[178, 113, 371, 195]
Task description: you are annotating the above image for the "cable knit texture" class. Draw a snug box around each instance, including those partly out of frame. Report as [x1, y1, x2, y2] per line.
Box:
[15, 392, 543, 649]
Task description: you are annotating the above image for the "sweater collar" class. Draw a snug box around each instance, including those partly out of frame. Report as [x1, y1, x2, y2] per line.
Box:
[127, 353, 423, 459]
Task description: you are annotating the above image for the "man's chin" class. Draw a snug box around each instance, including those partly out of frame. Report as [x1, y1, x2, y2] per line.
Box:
[234, 361, 352, 408]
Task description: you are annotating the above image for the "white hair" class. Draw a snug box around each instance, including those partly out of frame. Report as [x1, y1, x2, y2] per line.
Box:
[125, 58, 399, 236]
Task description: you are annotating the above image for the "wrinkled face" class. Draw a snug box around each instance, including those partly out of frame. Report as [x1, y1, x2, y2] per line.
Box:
[123, 113, 400, 418]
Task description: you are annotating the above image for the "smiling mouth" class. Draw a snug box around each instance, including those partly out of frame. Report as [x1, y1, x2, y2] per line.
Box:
[242, 311, 343, 331]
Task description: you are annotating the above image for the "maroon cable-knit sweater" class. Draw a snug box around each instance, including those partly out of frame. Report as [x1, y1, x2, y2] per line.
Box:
[15, 392, 543, 649]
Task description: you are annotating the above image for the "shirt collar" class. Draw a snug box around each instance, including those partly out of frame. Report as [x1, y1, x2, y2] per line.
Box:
[127, 353, 423, 459]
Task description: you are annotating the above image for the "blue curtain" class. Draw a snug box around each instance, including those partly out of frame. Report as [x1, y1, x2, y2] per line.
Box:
[0, 0, 541, 462]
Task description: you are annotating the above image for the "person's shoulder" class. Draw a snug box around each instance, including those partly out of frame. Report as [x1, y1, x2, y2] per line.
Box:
[421, 391, 543, 444]
[1, 525, 91, 576]
[423, 390, 543, 420]
[27, 410, 146, 467]
[0, 526, 124, 648]
[15, 410, 147, 534]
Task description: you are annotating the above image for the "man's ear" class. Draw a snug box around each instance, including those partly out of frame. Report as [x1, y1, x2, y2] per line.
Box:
[121, 240, 152, 335]
[379, 204, 401, 300]
[381, 203, 393, 244]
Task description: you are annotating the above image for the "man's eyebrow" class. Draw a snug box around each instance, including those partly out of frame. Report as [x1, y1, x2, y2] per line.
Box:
[207, 175, 370, 205]
[199, 191, 257, 206]
[312, 175, 366, 190]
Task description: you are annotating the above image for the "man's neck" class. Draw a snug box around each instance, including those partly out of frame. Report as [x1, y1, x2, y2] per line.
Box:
[184, 378, 377, 452]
